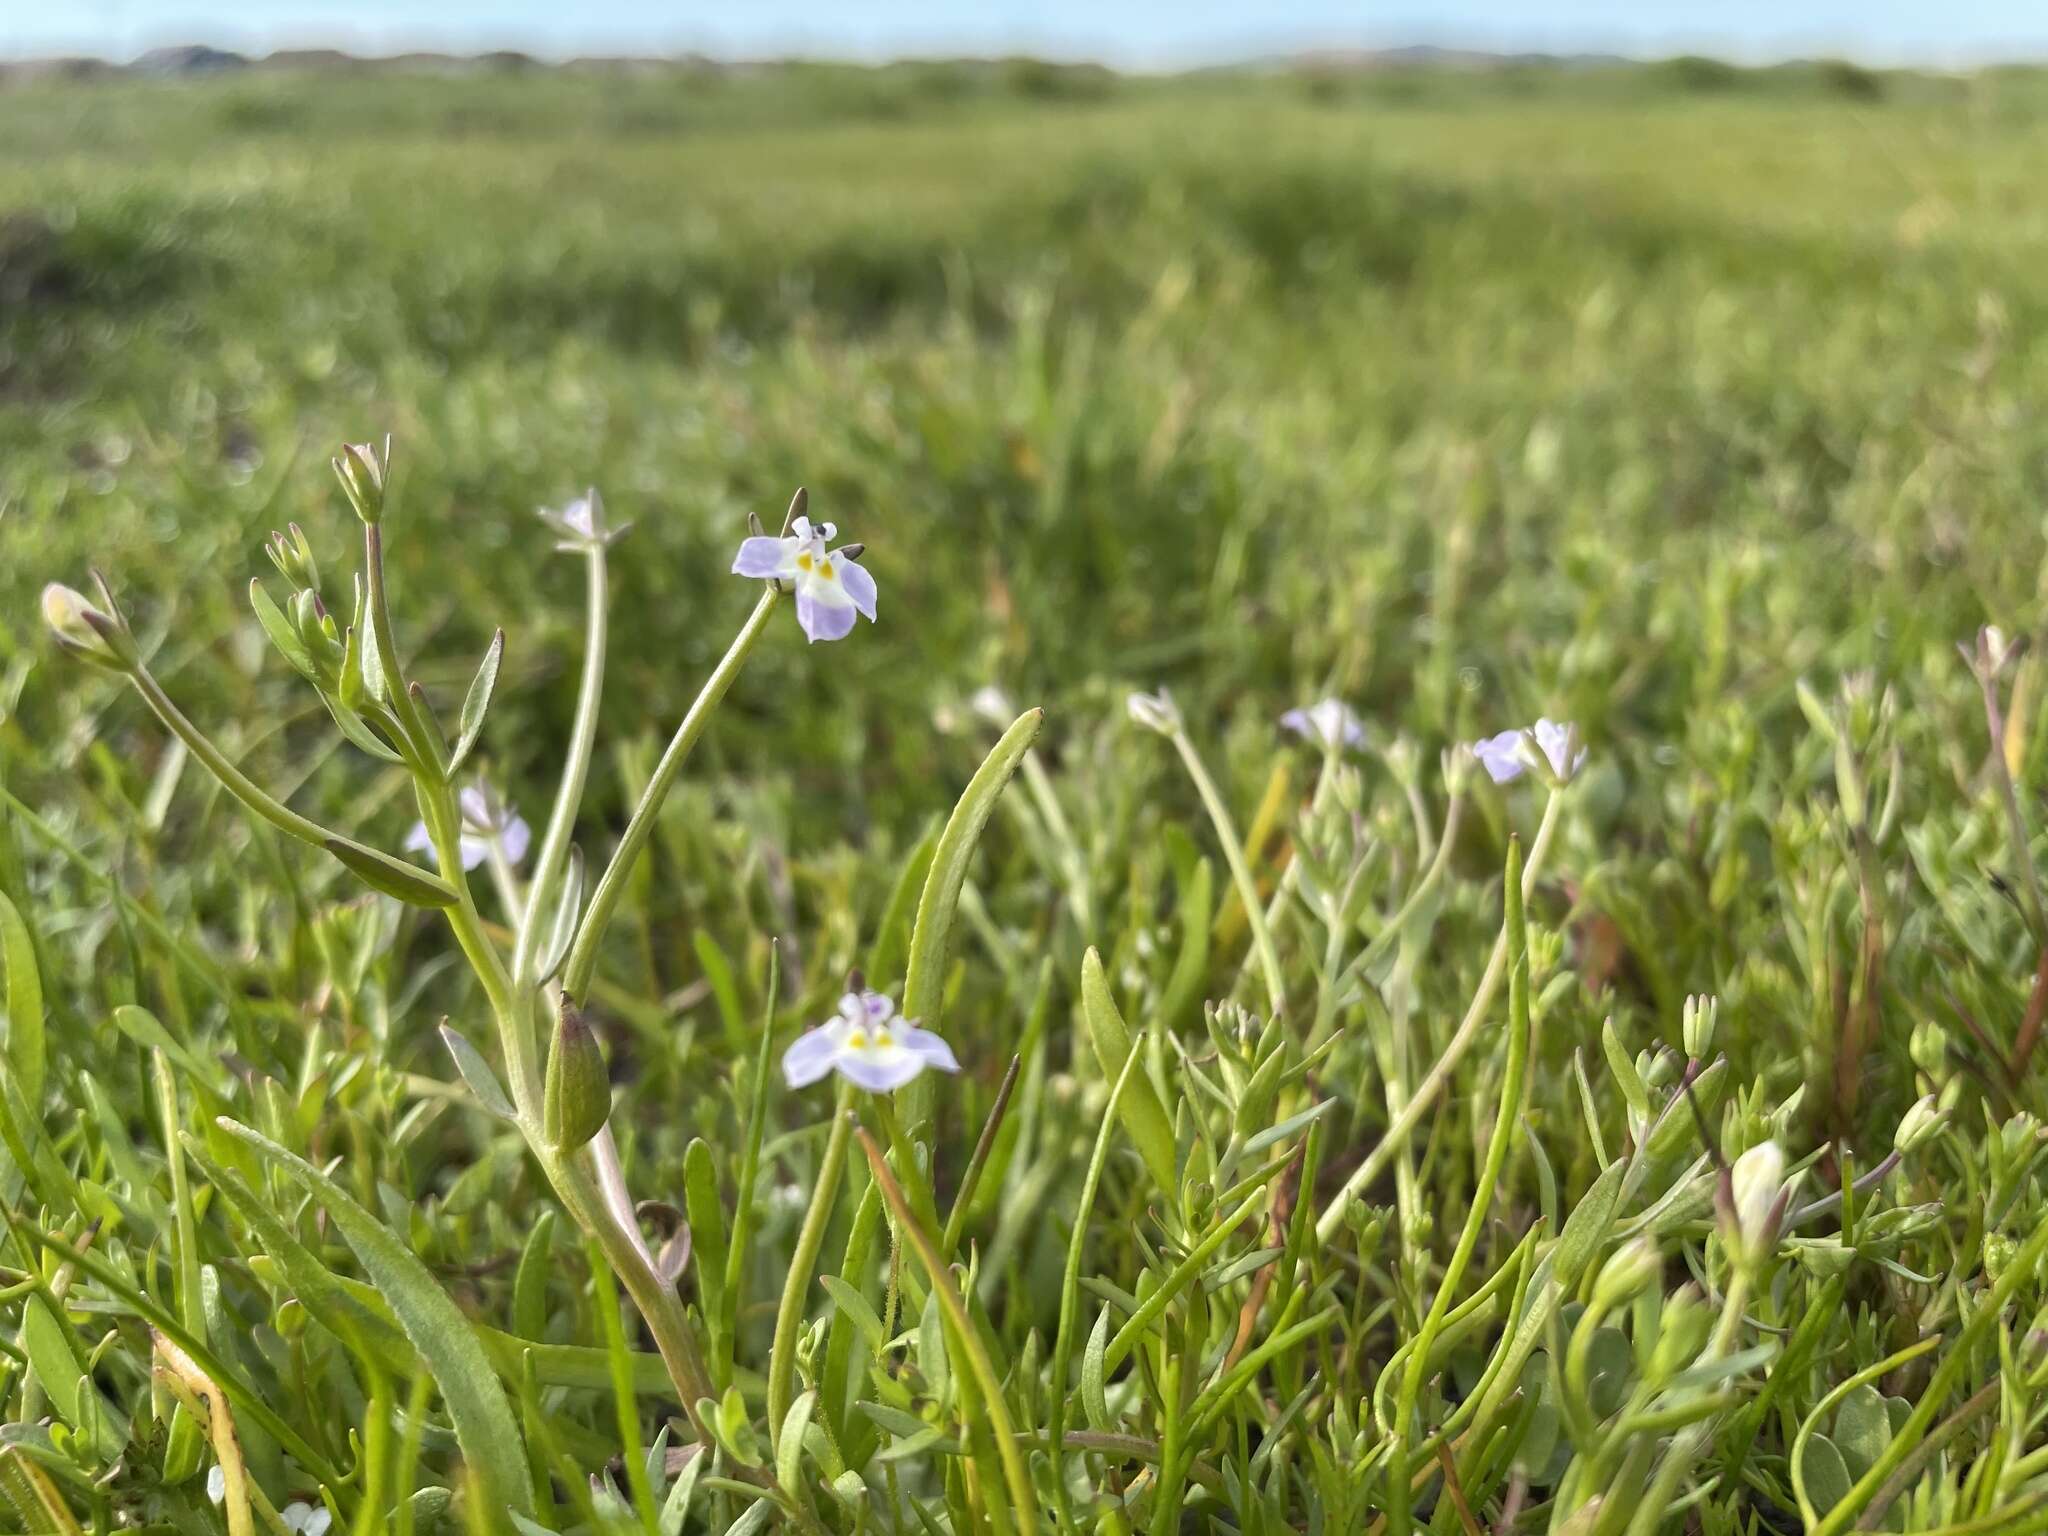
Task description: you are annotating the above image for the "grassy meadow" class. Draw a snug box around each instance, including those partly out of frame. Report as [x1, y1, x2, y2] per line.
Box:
[3, 55, 2048, 1533]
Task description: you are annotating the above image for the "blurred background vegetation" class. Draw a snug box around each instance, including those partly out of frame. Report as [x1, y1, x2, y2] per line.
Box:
[3, 53, 2047, 1123]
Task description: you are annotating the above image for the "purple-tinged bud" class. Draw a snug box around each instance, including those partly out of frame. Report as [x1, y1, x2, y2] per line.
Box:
[332, 436, 392, 525]
[42, 575, 136, 672]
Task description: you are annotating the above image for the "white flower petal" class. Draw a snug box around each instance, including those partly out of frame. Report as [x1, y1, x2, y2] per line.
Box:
[835, 1049, 926, 1092]
[456, 834, 490, 871]
[782, 1025, 845, 1088]
[499, 813, 532, 867]
[898, 1026, 960, 1073]
[1471, 729, 1528, 784]
[796, 592, 857, 644]
[207, 1466, 226, 1504]
[732, 536, 797, 579]
[403, 820, 433, 856]
[838, 559, 878, 622]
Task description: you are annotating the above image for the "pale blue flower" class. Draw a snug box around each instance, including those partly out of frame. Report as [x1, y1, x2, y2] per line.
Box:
[406, 786, 530, 872]
[782, 989, 959, 1092]
[1280, 699, 1365, 751]
[732, 514, 877, 643]
[1472, 718, 1584, 785]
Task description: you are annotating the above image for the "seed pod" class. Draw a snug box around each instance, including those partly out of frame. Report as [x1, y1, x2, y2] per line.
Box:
[544, 1002, 610, 1152]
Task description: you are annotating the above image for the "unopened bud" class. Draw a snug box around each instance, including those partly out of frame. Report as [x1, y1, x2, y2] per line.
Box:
[544, 1003, 611, 1152]
[332, 436, 392, 525]
[1591, 1237, 1661, 1311]
[1125, 689, 1182, 736]
[1681, 994, 1718, 1060]
[267, 523, 320, 592]
[1647, 1284, 1710, 1382]
[1720, 1141, 1787, 1270]
[42, 576, 136, 672]
[1894, 1094, 1944, 1156]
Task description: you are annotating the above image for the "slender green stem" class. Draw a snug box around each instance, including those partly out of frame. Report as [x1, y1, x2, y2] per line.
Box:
[857, 1127, 1040, 1536]
[1047, 1041, 1149, 1533]
[128, 668, 337, 848]
[564, 589, 781, 1005]
[363, 524, 440, 775]
[544, 1144, 720, 1443]
[1388, 834, 1532, 1534]
[768, 1099, 854, 1451]
[416, 782, 525, 1093]
[1317, 787, 1564, 1244]
[1165, 722, 1286, 1018]
[516, 542, 609, 988]
[588, 1234, 659, 1535]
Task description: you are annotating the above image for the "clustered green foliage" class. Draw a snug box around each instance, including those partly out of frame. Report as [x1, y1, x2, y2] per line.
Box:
[5, 57, 2048, 1536]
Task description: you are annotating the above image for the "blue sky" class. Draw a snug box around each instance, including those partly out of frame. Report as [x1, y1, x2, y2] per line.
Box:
[9, 1, 2048, 68]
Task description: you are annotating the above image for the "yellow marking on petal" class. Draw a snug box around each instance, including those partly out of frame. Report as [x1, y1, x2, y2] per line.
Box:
[847, 1030, 867, 1050]
[818, 560, 835, 581]
[874, 1029, 894, 1048]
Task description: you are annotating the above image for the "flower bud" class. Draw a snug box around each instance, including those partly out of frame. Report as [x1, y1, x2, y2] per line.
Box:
[1440, 742, 1475, 797]
[1681, 994, 1718, 1060]
[331, 436, 392, 525]
[1591, 1237, 1661, 1311]
[1894, 1093, 1944, 1156]
[544, 1003, 611, 1152]
[1647, 1284, 1710, 1383]
[1961, 624, 2023, 681]
[266, 523, 320, 592]
[42, 577, 136, 672]
[1125, 689, 1182, 736]
[1788, 1236, 1854, 1280]
[1720, 1141, 1787, 1270]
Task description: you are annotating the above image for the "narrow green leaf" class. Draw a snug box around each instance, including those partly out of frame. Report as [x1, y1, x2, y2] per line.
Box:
[903, 707, 1043, 1033]
[534, 846, 583, 984]
[218, 1118, 533, 1517]
[775, 1390, 816, 1495]
[248, 579, 315, 681]
[1081, 1308, 1112, 1431]
[0, 889, 45, 1110]
[512, 1211, 557, 1344]
[21, 1295, 128, 1459]
[658, 1447, 706, 1536]
[449, 629, 505, 773]
[154, 1052, 208, 1483]
[819, 1275, 887, 1354]
[324, 837, 460, 907]
[683, 1139, 729, 1339]
[1601, 1018, 1649, 1127]
[110, 1005, 211, 1086]
[1079, 948, 1178, 1192]
[320, 694, 404, 764]
[1240, 1097, 1336, 1160]
[439, 1023, 516, 1120]
[192, 1146, 415, 1372]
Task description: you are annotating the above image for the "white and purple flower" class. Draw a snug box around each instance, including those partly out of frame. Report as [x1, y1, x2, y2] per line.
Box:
[732, 515, 877, 644]
[1280, 699, 1366, 752]
[405, 785, 531, 872]
[1471, 718, 1584, 785]
[539, 488, 626, 550]
[782, 988, 959, 1093]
